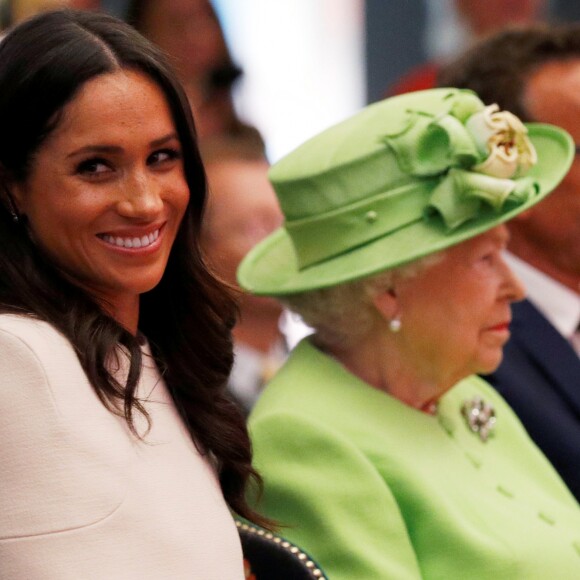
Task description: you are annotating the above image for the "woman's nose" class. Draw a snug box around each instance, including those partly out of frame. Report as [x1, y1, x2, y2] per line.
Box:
[501, 257, 526, 303]
[116, 172, 164, 218]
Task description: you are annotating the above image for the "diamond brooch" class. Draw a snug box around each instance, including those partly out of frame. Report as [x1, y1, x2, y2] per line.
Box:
[461, 396, 496, 442]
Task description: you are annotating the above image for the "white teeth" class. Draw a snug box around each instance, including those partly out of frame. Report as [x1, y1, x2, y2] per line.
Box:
[100, 229, 160, 249]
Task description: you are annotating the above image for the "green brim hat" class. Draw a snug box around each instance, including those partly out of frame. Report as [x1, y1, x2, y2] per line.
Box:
[238, 88, 573, 297]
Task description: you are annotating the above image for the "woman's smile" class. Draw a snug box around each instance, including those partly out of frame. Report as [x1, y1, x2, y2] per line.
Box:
[11, 69, 190, 329]
[97, 223, 164, 251]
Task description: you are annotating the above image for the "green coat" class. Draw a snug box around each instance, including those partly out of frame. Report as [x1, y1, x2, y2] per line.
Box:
[249, 339, 580, 579]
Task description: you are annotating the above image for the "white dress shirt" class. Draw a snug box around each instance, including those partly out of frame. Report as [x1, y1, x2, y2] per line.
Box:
[504, 252, 580, 355]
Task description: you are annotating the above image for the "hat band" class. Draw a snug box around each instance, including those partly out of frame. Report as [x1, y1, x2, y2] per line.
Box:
[285, 168, 539, 270]
[285, 180, 435, 269]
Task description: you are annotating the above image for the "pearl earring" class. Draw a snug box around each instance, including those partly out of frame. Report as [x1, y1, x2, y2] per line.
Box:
[389, 317, 402, 333]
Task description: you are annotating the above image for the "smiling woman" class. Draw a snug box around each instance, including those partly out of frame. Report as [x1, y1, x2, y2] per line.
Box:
[12, 70, 190, 331]
[0, 9, 262, 579]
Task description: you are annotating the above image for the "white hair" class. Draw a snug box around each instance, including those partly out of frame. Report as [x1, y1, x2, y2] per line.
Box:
[282, 252, 445, 350]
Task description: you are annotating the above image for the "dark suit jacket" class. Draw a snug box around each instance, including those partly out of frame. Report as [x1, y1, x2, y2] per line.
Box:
[485, 299, 580, 502]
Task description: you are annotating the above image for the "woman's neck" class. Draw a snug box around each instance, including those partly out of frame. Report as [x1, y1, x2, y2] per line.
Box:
[326, 331, 456, 414]
[96, 293, 140, 335]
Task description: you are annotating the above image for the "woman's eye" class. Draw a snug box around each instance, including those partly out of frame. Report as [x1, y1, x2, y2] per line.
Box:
[148, 148, 181, 166]
[76, 158, 111, 176]
[479, 252, 496, 264]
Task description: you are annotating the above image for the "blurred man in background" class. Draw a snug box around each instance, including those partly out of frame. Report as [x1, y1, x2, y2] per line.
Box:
[388, 0, 547, 95]
[438, 24, 580, 501]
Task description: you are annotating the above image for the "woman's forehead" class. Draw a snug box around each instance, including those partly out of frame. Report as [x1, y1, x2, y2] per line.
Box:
[445, 225, 510, 261]
[45, 70, 176, 149]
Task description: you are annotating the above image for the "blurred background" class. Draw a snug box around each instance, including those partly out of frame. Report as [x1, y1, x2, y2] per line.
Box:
[3, 0, 579, 409]
[3, 0, 579, 162]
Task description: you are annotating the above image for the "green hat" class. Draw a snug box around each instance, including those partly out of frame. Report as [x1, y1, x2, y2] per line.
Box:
[238, 88, 573, 296]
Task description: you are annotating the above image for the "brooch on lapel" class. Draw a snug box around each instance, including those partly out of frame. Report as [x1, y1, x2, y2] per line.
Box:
[461, 396, 496, 442]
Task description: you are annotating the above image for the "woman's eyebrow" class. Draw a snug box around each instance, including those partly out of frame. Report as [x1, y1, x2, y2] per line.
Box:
[149, 132, 180, 148]
[66, 133, 180, 159]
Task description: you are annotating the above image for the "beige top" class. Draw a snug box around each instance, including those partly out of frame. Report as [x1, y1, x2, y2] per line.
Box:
[0, 315, 244, 579]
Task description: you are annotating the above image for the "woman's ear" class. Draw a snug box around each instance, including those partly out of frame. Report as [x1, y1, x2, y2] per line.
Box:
[371, 286, 399, 321]
[1, 190, 20, 223]
[0, 179, 22, 222]
[0, 168, 24, 222]
[1, 184, 21, 219]
[7, 180, 25, 209]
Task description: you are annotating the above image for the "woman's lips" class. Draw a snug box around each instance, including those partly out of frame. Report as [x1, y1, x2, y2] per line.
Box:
[100, 228, 160, 249]
[487, 322, 511, 332]
[97, 223, 165, 253]
[96, 223, 165, 250]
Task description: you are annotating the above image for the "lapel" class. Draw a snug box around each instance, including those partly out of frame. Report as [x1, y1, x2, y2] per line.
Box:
[510, 299, 580, 411]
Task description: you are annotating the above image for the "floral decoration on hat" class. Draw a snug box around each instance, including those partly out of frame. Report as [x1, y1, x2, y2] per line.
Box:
[384, 95, 539, 231]
[467, 104, 537, 179]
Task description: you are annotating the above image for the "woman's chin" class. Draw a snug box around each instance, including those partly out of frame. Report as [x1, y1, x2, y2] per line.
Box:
[476, 351, 505, 376]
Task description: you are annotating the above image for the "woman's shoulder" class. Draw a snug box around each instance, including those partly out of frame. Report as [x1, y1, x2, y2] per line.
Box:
[0, 313, 133, 544]
[251, 339, 349, 415]
[0, 314, 86, 411]
[0, 313, 74, 358]
[251, 339, 424, 438]
[0, 314, 85, 401]
[0, 312, 67, 336]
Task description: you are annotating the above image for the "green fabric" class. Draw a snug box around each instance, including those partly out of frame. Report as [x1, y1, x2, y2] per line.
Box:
[427, 169, 537, 230]
[238, 89, 573, 296]
[249, 340, 580, 579]
[285, 181, 432, 268]
[382, 110, 481, 177]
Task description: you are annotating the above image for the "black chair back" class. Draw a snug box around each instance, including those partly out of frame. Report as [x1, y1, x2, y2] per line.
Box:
[236, 520, 327, 579]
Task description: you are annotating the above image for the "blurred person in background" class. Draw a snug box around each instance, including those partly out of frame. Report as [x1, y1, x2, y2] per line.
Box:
[3, 0, 99, 25]
[200, 134, 286, 415]
[387, 0, 547, 95]
[239, 87, 580, 578]
[438, 23, 580, 502]
[126, 0, 253, 141]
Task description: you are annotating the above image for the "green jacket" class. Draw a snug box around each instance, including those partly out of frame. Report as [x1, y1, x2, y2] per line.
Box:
[249, 339, 580, 579]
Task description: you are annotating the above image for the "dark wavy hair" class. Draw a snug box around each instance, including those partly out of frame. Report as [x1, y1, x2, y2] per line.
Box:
[0, 9, 266, 525]
[437, 23, 580, 121]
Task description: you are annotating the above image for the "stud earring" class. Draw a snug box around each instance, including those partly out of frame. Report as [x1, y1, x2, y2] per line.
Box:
[4, 193, 19, 224]
[389, 317, 402, 333]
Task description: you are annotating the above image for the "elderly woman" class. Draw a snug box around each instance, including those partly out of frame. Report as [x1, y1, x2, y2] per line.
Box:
[238, 89, 580, 578]
[0, 9, 264, 578]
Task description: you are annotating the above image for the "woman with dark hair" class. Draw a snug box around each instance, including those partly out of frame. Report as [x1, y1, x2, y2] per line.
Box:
[0, 9, 260, 578]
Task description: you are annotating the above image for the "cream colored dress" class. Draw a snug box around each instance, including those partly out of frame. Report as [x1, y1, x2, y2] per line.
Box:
[0, 315, 244, 579]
